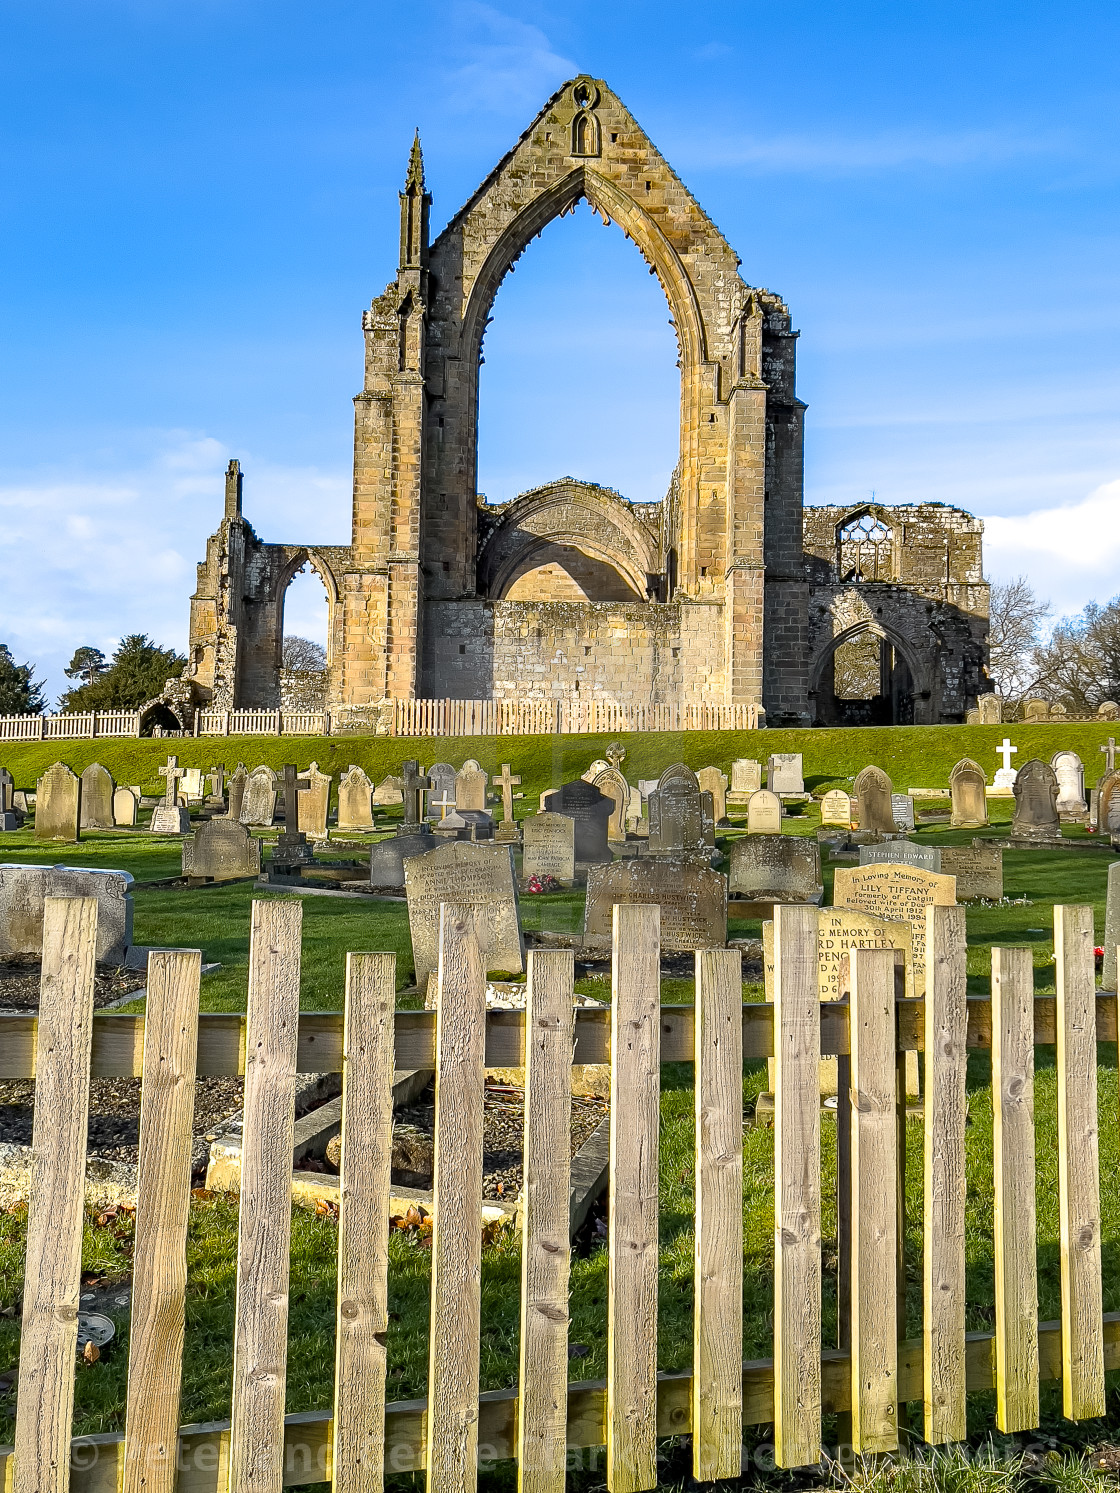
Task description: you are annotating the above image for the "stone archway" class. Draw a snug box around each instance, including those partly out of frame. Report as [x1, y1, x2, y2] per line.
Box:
[811, 620, 924, 727]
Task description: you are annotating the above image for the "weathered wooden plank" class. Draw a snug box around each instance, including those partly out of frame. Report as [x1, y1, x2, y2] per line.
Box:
[228, 899, 303, 1490]
[13, 897, 99, 1493]
[426, 906, 487, 1493]
[693, 946, 744, 1480]
[607, 904, 660, 1493]
[991, 945, 1039, 1433]
[922, 905, 968, 1445]
[1054, 904, 1105, 1420]
[333, 952, 396, 1493]
[770, 908, 820, 1470]
[848, 947, 898, 1454]
[123, 949, 202, 1493]
[518, 949, 575, 1493]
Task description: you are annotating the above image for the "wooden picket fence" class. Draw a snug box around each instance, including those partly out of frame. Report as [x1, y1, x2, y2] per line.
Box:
[0, 897, 1115, 1490]
[390, 698, 760, 737]
[0, 710, 143, 742]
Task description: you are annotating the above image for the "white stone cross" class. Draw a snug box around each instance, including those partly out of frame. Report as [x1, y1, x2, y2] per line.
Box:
[1102, 738, 1117, 773]
[431, 791, 455, 821]
[996, 739, 1017, 773]
[158, 755, 186, 807]
[491, 762, 521, 822]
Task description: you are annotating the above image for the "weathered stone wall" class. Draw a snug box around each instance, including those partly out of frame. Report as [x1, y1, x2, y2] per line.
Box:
[279, 669, 328, 711]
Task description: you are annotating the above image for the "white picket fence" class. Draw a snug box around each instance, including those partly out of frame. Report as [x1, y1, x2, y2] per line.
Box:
[194, 709, 330, 737]
[0, 709, 142, 741]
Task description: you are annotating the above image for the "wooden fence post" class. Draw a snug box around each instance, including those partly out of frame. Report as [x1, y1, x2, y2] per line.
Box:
[13, 897, 99, 1493]
[607, 903, 660, 1493]
[771, 907, 820, 1470]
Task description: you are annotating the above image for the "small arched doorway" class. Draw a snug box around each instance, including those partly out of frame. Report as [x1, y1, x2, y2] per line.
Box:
[813, 625, 917, 726]
[279, 559, 333, 711]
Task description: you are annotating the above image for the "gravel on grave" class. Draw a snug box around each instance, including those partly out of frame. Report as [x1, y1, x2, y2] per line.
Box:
[0, 956, 148, 1012]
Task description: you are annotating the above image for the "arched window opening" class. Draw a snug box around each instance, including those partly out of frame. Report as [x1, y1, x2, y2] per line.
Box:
[838, 511, 894, 581]
[475, 201, 679, 512]
[815, 627, 915, 727]
[281, 562, 331, 710]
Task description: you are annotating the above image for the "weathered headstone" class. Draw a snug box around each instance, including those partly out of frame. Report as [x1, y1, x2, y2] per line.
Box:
[0, 768, 13, 813]
[583, 856, 726, 952]
[369, 828, 434, 889]
[455, 759, 488, 813]
[1051, 751, 1086, 815]
[150, 755, 190, 834]
[1103, 861, 1120, 992]
[79, 763, 115, 830]
[225, 763, 248, 821]
[891, 794, 916, 833]
[35, 762, 81, 841]
[593, 766, 630, 844]
[697, 766, 729, 825]
[403, 841, 524, 990]
[112, 787, 138, 827]
[949, 759, 988, 828]
[859, 840, 942, 873]
[180, 767, 205, 801]
[542, 780, 613, 864]
[746, 789, 781, 834]
[239, 766, 277, 828]
[767, 753, 804, 795]
[646, 763, 706, 854]
[729, 835, 823, 903]
[337, 765, 375, 831]
[819, 789, 852, 828]
[522, 813, 576, 885]
[992, 738, 1018, 792]
[832, 862, 957, 996]
[978, 693, 1002, 724]
[1024, 698, 1050, 722]
[1099, 703, 1120, 722]
[1011, 759, 1061, 841]
[852, 765, 894, 835]
[0, 863, 133, 963]
[297, 761, 332, 839]
[182, 818, 261, 882]
[206, 765, 226, 805]
[728, 758, 762, 802]
[1098, 769, 1120, 845]
[764, 907, 914, 1003]
[372, 774, 403, 807]
[940, 842, 1003, 901]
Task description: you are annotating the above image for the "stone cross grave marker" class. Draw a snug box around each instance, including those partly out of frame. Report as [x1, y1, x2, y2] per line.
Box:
[183, 817, 261, 883]
[152, 756, 190, 833]
[1011, 759, 1061, 841]
[522, 813, 576, 885]
[993, 738, 1018, 790]
[430, 791, 456, 821]
[729, 835, 822, 903]
[492, 763, 521, 831]
[402, 760, 433, 830]
[79, 763, 115, 830]
[940, 843, 1003, 901]
[273, 764, 314, 869]
[455, 759, 488, 812]
[1052, 751, 1086, 815]
[583, 855, 726, 953]
[852, 766, 894, 835]
[226, 763, 248, 821]
[112, 787, 138, 827]
[337, 765, 374, 831]
[239, 766, 277, 827]
[35, 762, 81, 841]
[832, 862, 956, 996]
[542, 780, 613, 865]
[403, 841, 524, 992]
[746, 788, 782, 833]
[949, 758, 988, 828]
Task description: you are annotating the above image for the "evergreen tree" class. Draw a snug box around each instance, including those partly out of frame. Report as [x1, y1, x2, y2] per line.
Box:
[64, 646, 108, 687]
[59, 634, 185, 712]
[0, 644, 47, 715]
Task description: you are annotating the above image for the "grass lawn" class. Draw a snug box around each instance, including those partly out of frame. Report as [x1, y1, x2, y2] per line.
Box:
[1, 760, 1119, 1452]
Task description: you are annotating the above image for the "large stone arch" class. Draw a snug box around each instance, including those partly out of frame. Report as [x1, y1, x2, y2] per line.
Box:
[476, 479, 660, 602]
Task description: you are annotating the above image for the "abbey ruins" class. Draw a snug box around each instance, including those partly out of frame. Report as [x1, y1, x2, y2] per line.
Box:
[180, 76, 990, 732]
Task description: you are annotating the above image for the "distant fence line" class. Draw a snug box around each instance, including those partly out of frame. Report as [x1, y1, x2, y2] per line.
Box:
[0, 698, 761, 743]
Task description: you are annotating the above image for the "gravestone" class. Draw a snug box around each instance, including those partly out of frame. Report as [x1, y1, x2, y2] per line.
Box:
[182, 818, 261, 882]
[522, 813, 576, 885]
[859, 840, 942, 873]
[832, 862, 957, 996]
[423, 763, 455, 823]
[852, 766, 894, 835]
[1097, 769, 1120, 845]
[225, 764, 248, 821]
[819, 789, 852, 828]
[112, 787, 138, 827]
[403, 841, 524, 990]
[1103, 861, 1120, 992]
[581, 760, 612, 784]
[369, 828, 434, 889]
[206, 766, 226, 806]
[180, 767, 205, 801]
[728, 759, 762, 802]
[35, 763, 81, 841]
[767, 754, 804, 794]
[491, 763, 521, 839]
[978, 693, 1002, 724]
[297, 762, 332, 839]
[337, 765, 375, 831]
[992, 738, 1019, 793]
[239, 766, 277, 828]
[949, 759, 988, 828]
[729, 835, 823, 903]
[1011, 760, 1061, 841]
[647, 764, 705, 853]
[0, 863, 133, 964]
[151, 753, 191, 834]
[272, 764, 315, 871]
[1051, 751, 1086, 815]
[372, 774, 403, 807]
[455, 759, 488, 813]
[763, 908, 914, 1003]
[401, 761, 432, 830]
[0, 768, 13, 813]
[1099, 702, 1120, 721]
[701, 791, 716, 849]
[79, 763, 115, 830]
[891, 794, 916, 833]
[583, 856, 726, 953]
[697, 766, 729, 825]
[1024, 698, 1049, 722]
[746, 789, 781, 834]
[593, 766, 630, 843]
[542, 780, 613, 864]
[940, 843, 1003, 901]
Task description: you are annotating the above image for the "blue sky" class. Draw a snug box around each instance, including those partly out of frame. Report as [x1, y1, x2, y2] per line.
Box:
[2, 1, 1119, 701]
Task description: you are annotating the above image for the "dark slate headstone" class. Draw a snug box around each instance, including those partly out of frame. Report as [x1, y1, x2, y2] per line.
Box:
[182, 818, 261, 882]
[647, 763, 704, 853]
[1011, 759, 1061, 841]
[542, 781, 613, 864]
[370, 829, 435, 889]
[729, 835, 823, 903]
[583, 855, 726, 952]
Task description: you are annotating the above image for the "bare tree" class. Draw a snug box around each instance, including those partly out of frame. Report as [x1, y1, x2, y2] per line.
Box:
[987, 576, 1050, 702]
[1030, 595, 1120, 712]
[282, 636, 327, 671]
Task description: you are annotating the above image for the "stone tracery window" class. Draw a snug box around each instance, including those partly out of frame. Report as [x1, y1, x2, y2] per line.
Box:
[837, 510, 894, 581]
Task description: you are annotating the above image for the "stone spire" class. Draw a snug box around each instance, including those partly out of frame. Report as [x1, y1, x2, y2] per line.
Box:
[399, 131, 430, 272]
[224, 458, 243, 520]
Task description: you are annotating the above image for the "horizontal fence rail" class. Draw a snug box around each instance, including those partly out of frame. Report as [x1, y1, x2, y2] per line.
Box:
[1, 898, 1115, 1490]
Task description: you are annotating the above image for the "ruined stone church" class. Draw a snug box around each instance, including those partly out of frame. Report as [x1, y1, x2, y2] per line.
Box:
[182, 76, 989, 730]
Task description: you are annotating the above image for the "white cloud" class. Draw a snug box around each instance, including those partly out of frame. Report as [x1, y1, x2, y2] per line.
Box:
[981, 478, 1120, 615]
[442, 3, 575, 112]
[673, 125, 1066, 176]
